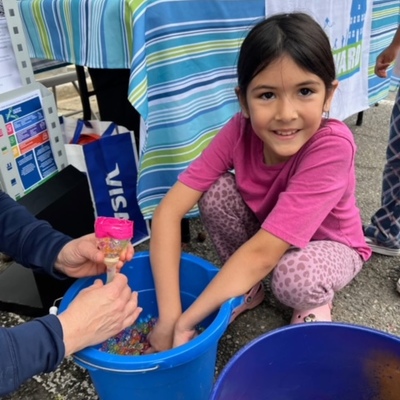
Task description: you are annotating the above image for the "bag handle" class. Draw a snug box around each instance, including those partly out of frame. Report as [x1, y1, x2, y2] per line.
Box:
[70, 120, 117, 144]
[102, 122, 119, 138]
[70, 119, 86, 144]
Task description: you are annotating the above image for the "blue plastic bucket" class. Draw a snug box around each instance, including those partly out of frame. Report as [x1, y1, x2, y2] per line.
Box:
[211, 323, 400, 400]
[59, 251, 242, 400]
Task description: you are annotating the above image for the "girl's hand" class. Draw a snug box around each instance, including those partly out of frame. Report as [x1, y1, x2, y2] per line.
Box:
[172, 317, 197, 348]
[145, 319, 176, 353]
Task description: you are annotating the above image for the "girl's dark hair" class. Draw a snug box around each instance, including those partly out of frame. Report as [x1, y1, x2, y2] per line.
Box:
[237, 13, 336, 95]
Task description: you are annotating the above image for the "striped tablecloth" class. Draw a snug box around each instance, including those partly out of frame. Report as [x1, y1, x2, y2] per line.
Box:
[18, 0, 400, 218]
[19, 0, 133, 69]
[369, 0, 400, 103]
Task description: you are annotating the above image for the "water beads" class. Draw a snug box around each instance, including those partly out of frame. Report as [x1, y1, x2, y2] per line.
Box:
[95, 217, 134, 283]
[100, 315, 157, 355]
[100, 315, 206, 356]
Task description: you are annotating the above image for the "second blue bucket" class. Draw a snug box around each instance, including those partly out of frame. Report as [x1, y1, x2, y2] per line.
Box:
[211, 322, 400, 400]
[58, 251, 243, 400]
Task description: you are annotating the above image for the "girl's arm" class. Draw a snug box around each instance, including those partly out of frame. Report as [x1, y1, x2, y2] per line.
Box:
[149, 181, 203, 351]
[173, 228, 290, 347]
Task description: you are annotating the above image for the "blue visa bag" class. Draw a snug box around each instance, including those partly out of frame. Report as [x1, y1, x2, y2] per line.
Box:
[75, 121, 149, 245]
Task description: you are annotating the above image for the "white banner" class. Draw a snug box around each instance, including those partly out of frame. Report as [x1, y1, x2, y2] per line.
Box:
[266, 0, 373, 121]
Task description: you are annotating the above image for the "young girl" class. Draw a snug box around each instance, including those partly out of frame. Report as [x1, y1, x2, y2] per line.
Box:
[148, 12, 371, 352]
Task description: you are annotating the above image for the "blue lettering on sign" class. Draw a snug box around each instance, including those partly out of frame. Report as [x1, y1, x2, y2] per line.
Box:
[327, 0, 367, 80]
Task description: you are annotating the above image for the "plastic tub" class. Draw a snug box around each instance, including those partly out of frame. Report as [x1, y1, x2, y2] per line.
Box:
[58, 251, 242, 400]
[210, 323, 400, 400]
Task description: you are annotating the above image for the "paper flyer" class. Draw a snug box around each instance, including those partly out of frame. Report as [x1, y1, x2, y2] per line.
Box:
[0, 17, 23, 94]
[0, 89, 58, 194]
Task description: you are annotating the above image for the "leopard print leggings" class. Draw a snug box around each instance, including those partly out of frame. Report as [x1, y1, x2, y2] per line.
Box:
[198, 173, 363, 310]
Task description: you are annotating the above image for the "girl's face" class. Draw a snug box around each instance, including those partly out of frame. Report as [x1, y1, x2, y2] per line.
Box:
[238, 55, 338, 165]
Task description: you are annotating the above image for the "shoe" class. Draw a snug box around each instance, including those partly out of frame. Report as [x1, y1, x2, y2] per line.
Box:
[291, 303, 332, 325]
[365, 237, 400, 257]
[230, 282, 265, 323]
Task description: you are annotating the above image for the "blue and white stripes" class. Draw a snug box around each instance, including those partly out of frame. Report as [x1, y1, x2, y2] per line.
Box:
[368, 0, 400, 103]
[20, 0, 133, 67]
[18, 0, 400, 218]
[130, 1, 264, 217]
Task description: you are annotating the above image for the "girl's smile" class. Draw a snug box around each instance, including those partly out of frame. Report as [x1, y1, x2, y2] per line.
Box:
[273, 129, 299, 138]
[238, 55, 338, 165]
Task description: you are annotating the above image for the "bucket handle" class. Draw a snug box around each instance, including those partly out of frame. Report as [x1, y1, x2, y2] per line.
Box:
[73, 355, 160, 373]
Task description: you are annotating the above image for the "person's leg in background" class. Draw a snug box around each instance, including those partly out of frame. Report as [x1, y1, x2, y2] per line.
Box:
[364, 87, 400, 257]
[271, 241, 364, 323]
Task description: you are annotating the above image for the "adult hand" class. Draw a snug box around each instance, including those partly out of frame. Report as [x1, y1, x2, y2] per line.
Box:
[375, 45, 399, 78]
[54, 233, 134, 278]
[58, 273, 142, 356]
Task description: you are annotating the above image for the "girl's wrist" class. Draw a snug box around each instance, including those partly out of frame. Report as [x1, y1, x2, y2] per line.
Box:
[157, 313, 182, 328]
[176, 312, 195, 332]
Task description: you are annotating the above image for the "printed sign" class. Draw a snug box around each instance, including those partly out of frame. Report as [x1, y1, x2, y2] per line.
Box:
[0, 89, 58, 194]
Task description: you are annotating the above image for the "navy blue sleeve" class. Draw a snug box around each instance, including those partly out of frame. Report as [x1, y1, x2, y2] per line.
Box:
[0, 315, 65, 396]
[0, 190, 72, 277]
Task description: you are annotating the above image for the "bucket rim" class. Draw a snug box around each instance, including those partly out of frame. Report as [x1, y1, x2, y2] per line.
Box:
[59, 251, 240, 372]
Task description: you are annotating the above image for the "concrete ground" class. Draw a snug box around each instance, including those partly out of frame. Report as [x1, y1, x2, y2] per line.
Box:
[1, 77, 400, 399]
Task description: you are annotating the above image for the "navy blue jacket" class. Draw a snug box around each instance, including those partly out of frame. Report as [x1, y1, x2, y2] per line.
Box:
[0, 191, 71, 395]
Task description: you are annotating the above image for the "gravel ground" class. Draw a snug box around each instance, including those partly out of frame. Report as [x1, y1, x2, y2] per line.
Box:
[1, 89, 400, 399]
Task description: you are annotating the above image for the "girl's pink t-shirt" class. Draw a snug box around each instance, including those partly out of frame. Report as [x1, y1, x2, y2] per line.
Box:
[179, 113, 371, 261]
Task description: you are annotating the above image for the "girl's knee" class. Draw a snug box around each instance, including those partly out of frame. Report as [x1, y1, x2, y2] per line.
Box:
[271, 258, 333, 309]
[271, 241, 359, 309]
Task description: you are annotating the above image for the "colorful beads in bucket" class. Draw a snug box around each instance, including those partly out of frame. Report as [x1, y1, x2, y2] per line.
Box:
[100, 316, 206, 356]
[58, 251, 244, 400]
[100, 315, 157, 355]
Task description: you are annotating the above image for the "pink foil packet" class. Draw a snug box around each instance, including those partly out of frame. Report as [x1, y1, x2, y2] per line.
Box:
[95, 217, 134, 240]
[95, 217, 134, 263]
